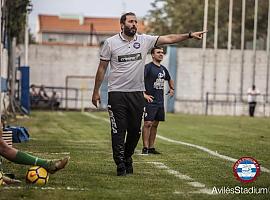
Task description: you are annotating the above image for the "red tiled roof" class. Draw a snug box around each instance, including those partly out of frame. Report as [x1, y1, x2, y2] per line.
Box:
[38, 15, 146, 34]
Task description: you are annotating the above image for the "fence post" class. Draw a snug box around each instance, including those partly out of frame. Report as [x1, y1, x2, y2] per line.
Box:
[263, 94, 266, 117]
[233, 94, 236, 116]
[167, 46, 177, 113]
[205, 92, 209, 116]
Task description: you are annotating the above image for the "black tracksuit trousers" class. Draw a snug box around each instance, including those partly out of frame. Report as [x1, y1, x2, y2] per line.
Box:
[249, 102, 257, 117]
[108, 91, 145, 167]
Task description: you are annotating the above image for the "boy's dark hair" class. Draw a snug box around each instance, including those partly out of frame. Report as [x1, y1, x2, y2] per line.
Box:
[151, 46, 163, 55]
[120, 12, 136, 24]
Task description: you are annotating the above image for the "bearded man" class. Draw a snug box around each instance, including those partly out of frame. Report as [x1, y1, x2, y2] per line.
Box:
[92, 12, 207, 176]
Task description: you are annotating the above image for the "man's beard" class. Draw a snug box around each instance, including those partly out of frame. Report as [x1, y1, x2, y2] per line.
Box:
[123, 25, 137, 37]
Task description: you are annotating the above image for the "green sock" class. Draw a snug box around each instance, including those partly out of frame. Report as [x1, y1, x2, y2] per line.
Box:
[14, 151, 50, 168]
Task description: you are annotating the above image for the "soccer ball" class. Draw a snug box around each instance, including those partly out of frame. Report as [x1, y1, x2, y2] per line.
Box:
[26, 166, 49, 186]
[0, 171, 3, 185]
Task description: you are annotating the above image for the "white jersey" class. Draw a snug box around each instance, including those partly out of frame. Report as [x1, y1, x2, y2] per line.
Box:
[247, 88, 260, 102]
[100, 33, 158, 92]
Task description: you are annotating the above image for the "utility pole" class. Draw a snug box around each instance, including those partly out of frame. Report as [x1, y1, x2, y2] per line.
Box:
[90, 23, 94, 46]
[24, 3, 33, 66]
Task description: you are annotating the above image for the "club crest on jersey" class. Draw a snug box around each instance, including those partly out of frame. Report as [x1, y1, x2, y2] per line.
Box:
[133, 42, 140, 49]
[158, 71, 165, 78]
[233, 157, 260, 183]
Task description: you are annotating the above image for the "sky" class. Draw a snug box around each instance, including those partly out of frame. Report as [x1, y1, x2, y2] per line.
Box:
[29, 0, 156, 33]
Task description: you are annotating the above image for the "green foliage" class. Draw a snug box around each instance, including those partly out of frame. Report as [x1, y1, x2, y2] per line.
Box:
[146, 0, 269, 49]
[5, 0, 31, 44]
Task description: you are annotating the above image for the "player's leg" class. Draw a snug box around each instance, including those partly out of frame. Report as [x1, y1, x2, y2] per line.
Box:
[250, 102, 256, 117]
[2, 175, 21, 185]
[148, 120, 159, 148]
[125, 92, 145, 174]
[142, 120, 153, 154]
[0, 135, 21, 184]
[0, 136, 17, 159]
[0, 135, 69, 174]
[248, 103, 252, 116]
[142, 105, 158, 154]
[252, 102, 257, 117]
[108, 92, 128, 176]
[148, 106, 165, 154]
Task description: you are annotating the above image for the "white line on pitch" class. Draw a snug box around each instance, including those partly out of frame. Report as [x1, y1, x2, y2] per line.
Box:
[157, 135, 270, 174]
[1, 186, 89, 191]
[148, 161, 193, 181]
[84, 113, 270, 174]
[174, 188, 214, 195]
[147, 161, 214, 195]
[50, 152, 70, 155]
[25, 151, 70, 155]
[83, 112, 110, 123]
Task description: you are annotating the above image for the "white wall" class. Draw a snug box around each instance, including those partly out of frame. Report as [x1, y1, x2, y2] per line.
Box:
[26, 44, 270, 116]
[175, 48, 270, 116]
[27, 44, 100, 87]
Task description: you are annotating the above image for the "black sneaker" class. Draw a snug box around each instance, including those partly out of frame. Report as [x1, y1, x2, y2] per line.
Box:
[117, 163, 126, 176]
[148, 148, 161, 154]
[141, 147, 149, 154]
[125, 157, 133, 174]
[3, 173, 15, 179]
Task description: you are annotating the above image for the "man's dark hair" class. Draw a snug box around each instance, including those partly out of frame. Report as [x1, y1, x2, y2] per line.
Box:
[120, 12, 136, 24]
[151, 46, 163, 55]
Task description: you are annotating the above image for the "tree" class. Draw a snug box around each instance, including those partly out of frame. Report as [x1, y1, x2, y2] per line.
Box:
[145, 0, 269, 49]
[3, 0, 31, 115]
[5, 0, 31, 44]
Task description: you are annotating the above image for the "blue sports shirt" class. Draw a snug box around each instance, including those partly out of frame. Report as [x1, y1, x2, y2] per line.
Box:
[144, 62, 171, 106]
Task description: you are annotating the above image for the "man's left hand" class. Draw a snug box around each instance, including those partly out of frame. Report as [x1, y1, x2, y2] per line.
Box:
[169, 89, 174, 97]
[191, 30, 208, 40]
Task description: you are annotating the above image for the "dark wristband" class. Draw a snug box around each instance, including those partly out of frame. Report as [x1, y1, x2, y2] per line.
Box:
[188, 31, 193, 38]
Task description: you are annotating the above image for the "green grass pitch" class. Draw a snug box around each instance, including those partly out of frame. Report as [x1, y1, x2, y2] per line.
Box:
[0, 111, 269, 200]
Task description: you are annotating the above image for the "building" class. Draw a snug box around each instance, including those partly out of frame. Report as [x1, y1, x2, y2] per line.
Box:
[36, 14, 146, 46]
